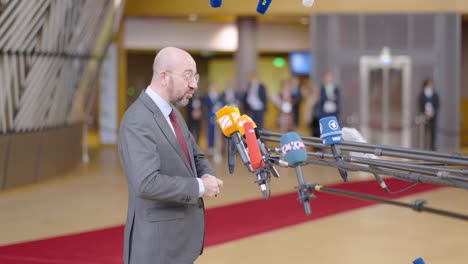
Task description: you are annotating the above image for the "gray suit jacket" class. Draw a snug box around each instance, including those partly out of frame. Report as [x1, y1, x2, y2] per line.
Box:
[118, 91, 216, 264]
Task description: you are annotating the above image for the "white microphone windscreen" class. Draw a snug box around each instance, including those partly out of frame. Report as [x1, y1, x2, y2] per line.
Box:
[342, 127, 378, 159]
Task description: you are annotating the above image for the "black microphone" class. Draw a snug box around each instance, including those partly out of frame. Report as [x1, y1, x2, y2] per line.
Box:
[280, 132, 312, 215]
[256, 0, 272, 15]
[210, 0, 222, 8]
[319, 116, 348, 182]
[227, 137, 237, 174]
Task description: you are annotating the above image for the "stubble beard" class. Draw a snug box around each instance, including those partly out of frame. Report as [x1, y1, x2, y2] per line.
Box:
[175, 96, 189, 107]
[168, 77, 190, 107]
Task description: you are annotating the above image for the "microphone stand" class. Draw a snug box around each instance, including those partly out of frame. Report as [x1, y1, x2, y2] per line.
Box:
[347, 156, 468, 182]
[302, 158, 468, 190]
[295, 170, 315, 215]
[260, 130, 468, 167]
[262, 135, 468, 189]
[262, 129, 468, 162]
[248, 130, 468, 220]
[306, 183, 468, 221]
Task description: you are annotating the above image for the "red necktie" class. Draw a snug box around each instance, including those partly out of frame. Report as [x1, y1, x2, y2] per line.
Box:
[169, 110, 192, 169]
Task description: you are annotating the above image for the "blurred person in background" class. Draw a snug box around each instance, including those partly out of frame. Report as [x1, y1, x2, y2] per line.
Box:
[118, 47, 223, 264]
[272, 80, 294, 133]
[290, 76, 303, 129]
[204, 81, 223, 162]
[219, 79, 241, 155]
[186, 92, 203, 144]
[419, 78, 440, 150]
[220, 79, 241, 108]
[312, 72, 341, 137]
[304, 81, 319, 137]
[242, 72, 268, 129]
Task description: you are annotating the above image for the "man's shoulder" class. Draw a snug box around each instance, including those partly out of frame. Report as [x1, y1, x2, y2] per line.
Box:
[122, 99, 152, 123]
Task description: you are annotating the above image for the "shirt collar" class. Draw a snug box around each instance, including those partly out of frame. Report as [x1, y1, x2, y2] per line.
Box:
[145, 86, 173, 117]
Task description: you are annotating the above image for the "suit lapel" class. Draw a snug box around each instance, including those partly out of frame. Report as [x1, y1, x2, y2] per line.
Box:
[138, 92, 194, 176]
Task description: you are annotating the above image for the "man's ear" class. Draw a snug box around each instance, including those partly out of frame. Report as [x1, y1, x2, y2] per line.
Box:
[159, 71, 167, 87]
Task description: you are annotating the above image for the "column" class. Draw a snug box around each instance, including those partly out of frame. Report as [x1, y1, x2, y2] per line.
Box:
[235, 16, 257, 92]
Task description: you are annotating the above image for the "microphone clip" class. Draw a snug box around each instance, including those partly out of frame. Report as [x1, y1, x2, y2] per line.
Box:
[253, 167, 272, 200]
[261, 155, 281, 177]
[265, 155, 288, 168]
[295, 183, 316, 205]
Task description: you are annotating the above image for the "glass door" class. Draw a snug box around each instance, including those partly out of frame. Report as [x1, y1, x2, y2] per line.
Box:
[359, 56, 411, 147]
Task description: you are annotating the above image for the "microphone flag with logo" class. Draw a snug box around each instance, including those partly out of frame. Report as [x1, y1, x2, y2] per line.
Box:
[280, 132, 307, 166]
[216, 106, 253, 172]
[319, 116, 348, 182]
[216, 106, 240, 137]
[319, 116, 342, 146]
[236, 114, 256, 136]
[280, 131, 311, 215]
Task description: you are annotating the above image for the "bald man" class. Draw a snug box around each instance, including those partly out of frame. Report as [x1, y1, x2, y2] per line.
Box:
[118, 47, 223, 264]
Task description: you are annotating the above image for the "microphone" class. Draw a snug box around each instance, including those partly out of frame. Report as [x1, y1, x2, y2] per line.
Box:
[225, 106, 241, 174]
[238, 114, 280, 178]
[319, 116, 349, 182]
[280, 132, 312, 215]
[235, 114, 254, 137]
[244, 121, 270, 199]
[216, 106, 253, 172]
[244, 121, 264, 170]
[256, 0, 272, 14]
[210, 0, 222, 8]
[227, 137, 237, 174]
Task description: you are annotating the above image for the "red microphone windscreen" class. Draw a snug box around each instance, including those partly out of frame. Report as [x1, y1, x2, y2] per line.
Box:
[244, 121, 264, 170]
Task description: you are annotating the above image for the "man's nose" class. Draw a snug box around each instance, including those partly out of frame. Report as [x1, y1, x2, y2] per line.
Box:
[189, 79, 198, 90]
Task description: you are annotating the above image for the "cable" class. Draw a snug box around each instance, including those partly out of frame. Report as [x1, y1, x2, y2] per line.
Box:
[310, 184, 468, 221]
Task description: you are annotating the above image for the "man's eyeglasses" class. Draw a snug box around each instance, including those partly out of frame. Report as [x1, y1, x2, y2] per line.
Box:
[166, 70, 200, 83]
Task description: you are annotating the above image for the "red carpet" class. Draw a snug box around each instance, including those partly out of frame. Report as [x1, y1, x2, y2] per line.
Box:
[0, 179, 442, 263]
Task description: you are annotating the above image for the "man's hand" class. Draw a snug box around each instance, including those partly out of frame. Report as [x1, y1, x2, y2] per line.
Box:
[201, 174, 223, 199]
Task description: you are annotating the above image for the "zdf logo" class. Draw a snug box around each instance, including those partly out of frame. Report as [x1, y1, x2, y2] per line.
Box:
[281, 140, 305, 155]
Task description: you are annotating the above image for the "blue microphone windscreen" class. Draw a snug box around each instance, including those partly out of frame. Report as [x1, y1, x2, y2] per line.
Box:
[210, 0, 222, 8]
[256, 0, 272, 14]
[413, 257, 426, 264]
[319, 116, 342, 146]
[280, 132, 307, 166]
